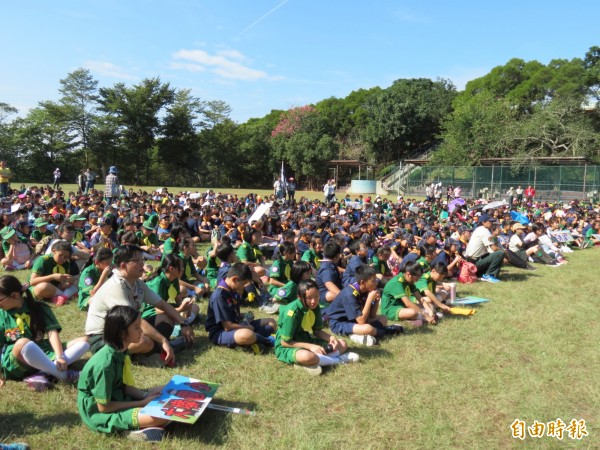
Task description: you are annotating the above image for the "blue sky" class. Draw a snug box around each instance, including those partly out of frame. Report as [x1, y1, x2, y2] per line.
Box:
[1, 1, 598, 123]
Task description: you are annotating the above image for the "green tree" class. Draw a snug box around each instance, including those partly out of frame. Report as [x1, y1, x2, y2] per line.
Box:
[157, 89, 205, 186]
[98, 78, 175, 184]
[58, 68, 99, 166]
[433, 91, 518, 165]
[362, 78, 456, 163]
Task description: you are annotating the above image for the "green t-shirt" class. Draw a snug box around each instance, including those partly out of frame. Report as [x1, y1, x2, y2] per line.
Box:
[0, 301, 61, 377]
[275, 298, 323, 347]
[136, 230, 159, 248]
[205, 248, 219, 281]
[381, 274, 416, 315]
[180, 252, 198, 283]
[32, 229, 52, 242]
[30, 255, 71, 286]
[144, 272, 179, 318]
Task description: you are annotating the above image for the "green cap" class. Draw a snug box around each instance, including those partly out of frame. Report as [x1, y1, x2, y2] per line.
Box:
[0, 226, 16, 240]
[142, 220, 155, 231]
[34, 218, 49, 227]
[69, 214, 85, 223]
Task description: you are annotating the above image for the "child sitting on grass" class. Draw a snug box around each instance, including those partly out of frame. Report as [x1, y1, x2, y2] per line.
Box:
[381, 261, 436, 327]
[324, 265, 390, 347]
[275, 279, 359, 376]
[77, 305, 169, 442]
[0, 275, 89, 392]
[1, 226, 34, 271]
[78, 248, 113, 311]
[205, 263, 277, 355]
[29, 240, 79, 306]
[272, 260, 313, 305]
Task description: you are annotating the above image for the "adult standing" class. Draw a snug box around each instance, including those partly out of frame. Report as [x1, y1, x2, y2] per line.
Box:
[515, 186, 524, 205]
[84, 245, 194, 365]
[525, 185, 536, 203]
[287, 177, 296, 202]
[104, 166, 119, 205]
[464, 214, 504, 283]
[506, 187, 515, 206]
[273, 178, 284, 200]
[84, 168, 96, 193]
[0, 160, 12, 198]
[76, 170, 86, 194]
[53, 168, 61, 189]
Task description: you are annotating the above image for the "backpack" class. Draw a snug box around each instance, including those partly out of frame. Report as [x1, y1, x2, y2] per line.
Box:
[35, 235, 54, 255]
[458, 260, 478, 284]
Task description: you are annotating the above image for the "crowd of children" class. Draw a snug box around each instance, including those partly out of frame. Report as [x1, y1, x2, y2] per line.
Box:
[0, 183, 598, 443]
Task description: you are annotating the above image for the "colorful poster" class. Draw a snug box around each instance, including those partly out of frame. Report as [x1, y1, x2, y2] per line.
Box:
[141, 375, 220, 424]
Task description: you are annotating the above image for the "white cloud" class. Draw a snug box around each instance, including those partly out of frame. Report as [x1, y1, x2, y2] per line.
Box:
[392, 7, 430, 24]
[172, 49, 280, 81]
[83, 60, 136, 80]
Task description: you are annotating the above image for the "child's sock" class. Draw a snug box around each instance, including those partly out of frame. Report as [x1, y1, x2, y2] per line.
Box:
[62, 285, 78, 299]
[371, 320, 386, 339]
[61, 341, 90, 364]
[20, 341, 63, 379]
[316, 354, 341, 367]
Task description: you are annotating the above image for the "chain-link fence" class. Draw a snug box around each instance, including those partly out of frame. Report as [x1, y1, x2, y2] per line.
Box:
[402, 165, 600, 202]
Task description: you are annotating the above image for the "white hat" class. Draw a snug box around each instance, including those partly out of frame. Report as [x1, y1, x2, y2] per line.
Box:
[339, 209, 347, 216]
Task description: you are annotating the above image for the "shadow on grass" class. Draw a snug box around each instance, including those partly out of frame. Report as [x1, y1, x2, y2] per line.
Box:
[501, 272, 541, 282]
[0, 411, 81, 437]
[169, 400, 257, 445]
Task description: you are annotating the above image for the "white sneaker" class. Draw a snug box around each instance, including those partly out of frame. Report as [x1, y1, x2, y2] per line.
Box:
[338, 352, 360, 364]
[349, 334, 377, 346]
[261, 301, 279, 314]
[294, 364, 322, 376]
[435, 312, 444, 321]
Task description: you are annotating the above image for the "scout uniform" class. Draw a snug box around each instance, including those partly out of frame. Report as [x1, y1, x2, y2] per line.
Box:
[301, 248, 321, 270]
[315, 260, 342, 305]
[268, 256, 293, 296]
[414, 271, 437, 297]
[272, 280, 298, 305]
[78, 264, 103, 311]
[0, 302, 61, 379]
[274, 298, 326, 364]
[204, 279, 242, 345]
[236, 241, 259, 263]
[135, 221, 159, 249]
[324, 282, 367, 335]
[381, 274, 417, 320]
[77, 344, 139, 433]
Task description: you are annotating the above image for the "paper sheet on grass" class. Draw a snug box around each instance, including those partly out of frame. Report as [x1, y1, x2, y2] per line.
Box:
[140, 375, 219, 424]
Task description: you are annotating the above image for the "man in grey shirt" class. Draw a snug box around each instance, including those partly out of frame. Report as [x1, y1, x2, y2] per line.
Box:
[85, 244, 194, 365]
[464, 214, 505, 283]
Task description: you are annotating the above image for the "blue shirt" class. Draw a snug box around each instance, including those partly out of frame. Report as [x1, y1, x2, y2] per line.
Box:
[316, 260, 342, 301]
[205, 279, 241, 340]
[325, 282, 365, 323]
[342, 255, 368, 287]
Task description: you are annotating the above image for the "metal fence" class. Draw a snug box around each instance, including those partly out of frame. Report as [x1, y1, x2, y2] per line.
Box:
[402, 165, 600, 202]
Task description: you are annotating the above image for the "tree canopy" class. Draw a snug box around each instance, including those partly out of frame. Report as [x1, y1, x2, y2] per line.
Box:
[1, 47, 599, 189]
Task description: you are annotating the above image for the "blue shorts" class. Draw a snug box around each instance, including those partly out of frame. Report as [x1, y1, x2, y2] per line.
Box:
[328, 319, 356, 336]
[212, 320, 271, 348]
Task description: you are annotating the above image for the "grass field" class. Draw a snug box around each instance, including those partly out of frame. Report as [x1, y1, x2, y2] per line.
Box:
[1, 245, 598, 449]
